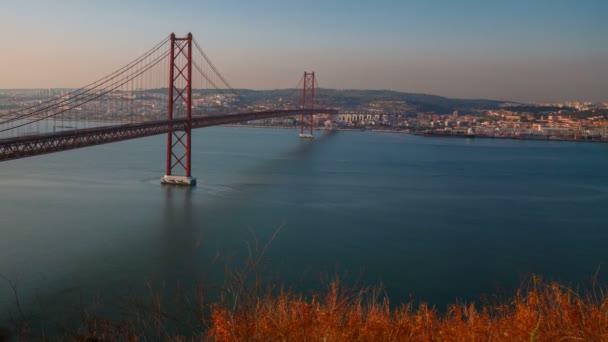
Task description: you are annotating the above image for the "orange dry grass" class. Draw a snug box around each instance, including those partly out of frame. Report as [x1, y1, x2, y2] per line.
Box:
[209, 280, 608, 341]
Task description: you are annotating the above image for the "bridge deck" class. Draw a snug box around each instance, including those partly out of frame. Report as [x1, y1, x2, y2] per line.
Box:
[0, 109, 337, 162]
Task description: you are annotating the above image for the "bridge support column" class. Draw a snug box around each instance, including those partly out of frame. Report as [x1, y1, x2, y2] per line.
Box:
[299, 71, 315, 139]
[161, 32, 197, 186]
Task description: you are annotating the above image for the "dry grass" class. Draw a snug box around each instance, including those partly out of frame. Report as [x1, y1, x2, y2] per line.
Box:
[209, 276, 608, 341]
[9, 276, 606, 341]
[5, 226, 607, 341]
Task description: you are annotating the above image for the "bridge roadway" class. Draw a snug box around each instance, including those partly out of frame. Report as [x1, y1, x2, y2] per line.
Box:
[0, 108, 337, 162]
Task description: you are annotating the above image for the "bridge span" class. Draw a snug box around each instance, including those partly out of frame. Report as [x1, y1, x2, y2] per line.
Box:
[0, 108, 337, 163]
[0, 33, 330, 185]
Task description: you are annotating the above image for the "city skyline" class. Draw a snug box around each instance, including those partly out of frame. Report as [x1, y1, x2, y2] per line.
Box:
[1, 0, 607, 103]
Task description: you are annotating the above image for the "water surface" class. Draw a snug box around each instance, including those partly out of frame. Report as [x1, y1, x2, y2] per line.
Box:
[1, 127, 608, 329]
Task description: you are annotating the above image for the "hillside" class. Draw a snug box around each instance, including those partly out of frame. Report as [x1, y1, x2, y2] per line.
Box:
[235, 88, 509, 114]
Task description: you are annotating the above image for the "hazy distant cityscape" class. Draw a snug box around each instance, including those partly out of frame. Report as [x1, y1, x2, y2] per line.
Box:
[2, 87, 608, 142]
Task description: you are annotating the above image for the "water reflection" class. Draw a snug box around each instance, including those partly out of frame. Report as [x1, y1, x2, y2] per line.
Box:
[160, 185, 202, 288]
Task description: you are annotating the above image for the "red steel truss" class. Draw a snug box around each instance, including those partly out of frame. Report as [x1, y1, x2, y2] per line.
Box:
[166, 33, 193, 177]
[0, 109, 338, 162]
[300, 71, 315, 136]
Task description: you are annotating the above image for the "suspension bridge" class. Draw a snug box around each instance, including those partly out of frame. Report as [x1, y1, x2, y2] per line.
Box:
[0, 33, 337, 185]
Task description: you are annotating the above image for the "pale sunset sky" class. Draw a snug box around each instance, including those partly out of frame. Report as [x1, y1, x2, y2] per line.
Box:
[0, 0, 606, 103]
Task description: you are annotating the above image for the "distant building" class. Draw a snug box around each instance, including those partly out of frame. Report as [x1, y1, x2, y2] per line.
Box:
[338, 112, 381, 124]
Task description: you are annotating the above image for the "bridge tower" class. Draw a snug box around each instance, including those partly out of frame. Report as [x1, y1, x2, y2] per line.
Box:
[299, 71, 315, 139]
[161, 33, 196, 186]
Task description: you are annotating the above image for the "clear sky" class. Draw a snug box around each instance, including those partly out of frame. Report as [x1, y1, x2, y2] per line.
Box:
[1, 0, 606, 103]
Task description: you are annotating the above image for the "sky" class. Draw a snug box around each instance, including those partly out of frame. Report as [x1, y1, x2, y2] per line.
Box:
[0, 0, 607, 103]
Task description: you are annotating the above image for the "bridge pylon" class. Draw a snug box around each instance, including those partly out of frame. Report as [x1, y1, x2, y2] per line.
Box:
[299, 71, 315, 139]
[161, 33, 196, 186]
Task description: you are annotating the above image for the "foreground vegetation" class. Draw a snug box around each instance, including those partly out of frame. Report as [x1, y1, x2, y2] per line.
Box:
[4, 232, 606, 341]
[208, 277, 607, 341]
[3, 278, 607, 340]
[30, 277, 602, 341]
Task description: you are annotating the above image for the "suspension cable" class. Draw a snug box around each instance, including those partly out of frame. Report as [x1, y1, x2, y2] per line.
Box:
[0, 51, 170, 132]
[3, 35, 171, 119]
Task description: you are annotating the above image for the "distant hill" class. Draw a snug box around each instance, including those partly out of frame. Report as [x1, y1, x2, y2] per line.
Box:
[235, 88, 509, 114]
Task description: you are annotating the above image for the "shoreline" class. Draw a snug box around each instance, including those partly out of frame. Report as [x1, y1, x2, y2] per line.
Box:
[8, 120, 605, 144]
[223, 124, 608, 144]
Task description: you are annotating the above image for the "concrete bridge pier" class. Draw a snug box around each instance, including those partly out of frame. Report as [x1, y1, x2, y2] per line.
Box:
[161, 175, 197, 186]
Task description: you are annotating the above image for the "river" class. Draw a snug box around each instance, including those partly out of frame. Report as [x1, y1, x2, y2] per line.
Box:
[1, 127, 608, 332]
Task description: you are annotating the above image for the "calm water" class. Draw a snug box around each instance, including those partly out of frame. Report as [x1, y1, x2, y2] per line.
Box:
[1, 127, 608, 329]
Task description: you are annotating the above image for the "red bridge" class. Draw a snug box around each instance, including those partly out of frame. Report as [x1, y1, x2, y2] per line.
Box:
[0, 33, 336, 185]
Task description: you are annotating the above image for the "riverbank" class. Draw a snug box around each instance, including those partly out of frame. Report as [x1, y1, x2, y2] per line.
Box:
[225, 124, 608, 144]
[223, 124, 363, 132]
